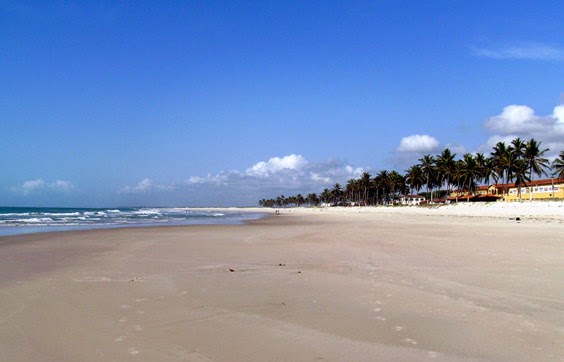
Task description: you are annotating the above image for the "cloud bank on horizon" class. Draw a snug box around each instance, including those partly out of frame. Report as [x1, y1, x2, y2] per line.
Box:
[117, 154, 364, 204]
[11, 179, 74, 196]
[9, 100, 564, 206]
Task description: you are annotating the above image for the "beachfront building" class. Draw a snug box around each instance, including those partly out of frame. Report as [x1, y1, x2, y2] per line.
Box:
[400, 195, 425, 205]
[504, 178, 563, 201]
[447, 192, 501, 202]
[449, 178, 564, 202]
[475, 185, 500, 196]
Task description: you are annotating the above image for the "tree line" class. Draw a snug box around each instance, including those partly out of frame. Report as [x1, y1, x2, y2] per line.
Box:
[258, 138, 564, 207]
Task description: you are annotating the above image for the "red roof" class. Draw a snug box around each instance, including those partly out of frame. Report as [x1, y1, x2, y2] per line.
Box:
[478, 178, 561, 189]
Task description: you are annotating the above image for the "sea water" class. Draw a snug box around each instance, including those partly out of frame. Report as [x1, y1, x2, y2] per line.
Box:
[0, 207, 265, 237]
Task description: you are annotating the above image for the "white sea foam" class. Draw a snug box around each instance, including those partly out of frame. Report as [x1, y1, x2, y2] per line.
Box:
[14, 217, 54, 224]
[0, 207, 267, 236]
[44, 212, 80, 217]
[134, 209, 162, 216]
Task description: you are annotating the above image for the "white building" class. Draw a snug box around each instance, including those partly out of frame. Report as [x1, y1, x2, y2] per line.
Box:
[400, 195, 426, 205]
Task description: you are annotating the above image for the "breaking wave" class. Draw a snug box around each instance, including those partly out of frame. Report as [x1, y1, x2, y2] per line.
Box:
[0, 207, 265, 236]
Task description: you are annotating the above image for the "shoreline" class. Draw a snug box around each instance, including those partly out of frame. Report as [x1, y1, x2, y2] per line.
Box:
[0, 208, 271, 238]
[2, 200, 562, 238]
[1, 210, 562, 360]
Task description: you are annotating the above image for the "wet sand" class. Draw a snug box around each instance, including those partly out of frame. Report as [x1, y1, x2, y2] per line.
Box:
[1, 211, 562, 361]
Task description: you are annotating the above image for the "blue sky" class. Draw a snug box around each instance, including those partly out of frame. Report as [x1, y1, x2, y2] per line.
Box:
[2, 1, 563, 207]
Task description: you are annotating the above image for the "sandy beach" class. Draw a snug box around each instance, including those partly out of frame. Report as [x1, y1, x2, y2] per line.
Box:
[1, 204, 563, 361]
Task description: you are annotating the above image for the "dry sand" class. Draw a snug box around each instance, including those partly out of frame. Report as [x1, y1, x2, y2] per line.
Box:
[1, 206, 563, 361]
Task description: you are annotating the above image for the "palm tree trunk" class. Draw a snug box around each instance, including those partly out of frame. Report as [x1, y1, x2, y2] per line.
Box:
[529, 165, 534, 201]
[504, 170, 508, 202]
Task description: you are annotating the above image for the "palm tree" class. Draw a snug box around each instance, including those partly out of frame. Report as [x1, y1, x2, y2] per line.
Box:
[458, 154, 482, 201]
[306, 193, 319, 206]
[512, 159, 530, 201]
[418, 154, 436, 202]
[359, 172, 372, 205]
[388, 171, 406, 203]
[436, 148, 456, 197]
[452, 160, 465, 202]
[523, 139, 550, 201]
[405, 165, 424, 195]
[511, 137, 526, 160]
[320, 189, 331, 205]
[345, 179, 359, 204]
[552, 151, 564, 180]
[331, 183, 343, 205]
[375, 170, 390, 205]
[276, 195, 286, 208]
[491, 142, 515, 201]
[481, 156, 498, 186]
[474, 153, 489, 185]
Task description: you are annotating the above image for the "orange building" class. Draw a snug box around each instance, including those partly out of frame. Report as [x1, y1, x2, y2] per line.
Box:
[449, 178, 564, 202]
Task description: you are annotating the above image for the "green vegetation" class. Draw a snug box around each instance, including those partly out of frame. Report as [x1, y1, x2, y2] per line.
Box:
[258, 138, 562, 207]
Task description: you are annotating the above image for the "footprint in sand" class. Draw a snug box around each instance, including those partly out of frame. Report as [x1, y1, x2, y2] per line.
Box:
[403, 338, 417, 345]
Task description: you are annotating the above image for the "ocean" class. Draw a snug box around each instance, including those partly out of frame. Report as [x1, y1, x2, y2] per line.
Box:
[0, 207, 266, 237]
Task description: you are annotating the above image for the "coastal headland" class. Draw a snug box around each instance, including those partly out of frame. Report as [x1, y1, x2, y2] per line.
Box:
[1, 203, 562, 361]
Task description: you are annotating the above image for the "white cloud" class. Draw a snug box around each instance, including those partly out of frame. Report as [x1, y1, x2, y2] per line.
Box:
[190, 155, 363, 189]
[482, 104, 564, 156]
[554, 105, 564, 123]
[476, 135, 520, 155]
[21, 179, 46, 195]
[310, 173, 331, 184]
[246, 154, 308, 176]
[444, 143, 467, 155]
[187, 176, 205, 184]
[397, 134, 440, 153]
[51, 180, 74, 192]
[120, 178, 154, 193]
[470, 43, 564, 61]
[486, 105, 545, 133]
[116, 155, 366, 205]
[12, 179, 74, 195]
